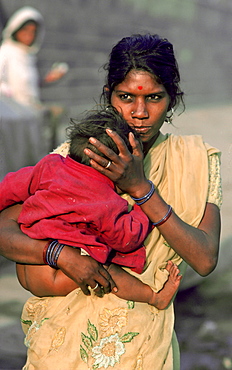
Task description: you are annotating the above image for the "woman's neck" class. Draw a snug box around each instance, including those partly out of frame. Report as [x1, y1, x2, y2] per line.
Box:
[143, 131, 160, 157]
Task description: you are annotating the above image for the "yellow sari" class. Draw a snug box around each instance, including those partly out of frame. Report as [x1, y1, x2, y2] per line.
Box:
[21, 133, 221, 370]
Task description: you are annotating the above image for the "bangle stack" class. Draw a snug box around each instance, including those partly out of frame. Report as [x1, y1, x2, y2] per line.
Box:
[130, 180, 172, 226]
[43, 240, 65, 268]
[130, 180, 155, 205]
[152, 205, 172, 227]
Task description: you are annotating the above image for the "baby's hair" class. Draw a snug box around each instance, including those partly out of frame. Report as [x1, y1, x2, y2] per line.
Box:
[67, 107, 140, 166]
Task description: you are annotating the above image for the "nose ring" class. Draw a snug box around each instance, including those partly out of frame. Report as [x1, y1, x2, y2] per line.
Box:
[131, 111, 135, 114]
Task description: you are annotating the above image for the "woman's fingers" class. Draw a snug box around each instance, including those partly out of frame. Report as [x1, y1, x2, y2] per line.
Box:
[128, 131, 144, 158]
[58, 247, 117, 296]
[84, 128, 150, 196]
[84, 129, 145, 187]
[105, 129, 143, 159]
[94, 264, 118, 294]
[94, 129, 143, 159]
[79, 268, 118, 298]
[105, 129, 137, 157]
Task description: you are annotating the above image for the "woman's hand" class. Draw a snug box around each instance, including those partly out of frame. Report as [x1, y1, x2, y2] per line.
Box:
[84, 130, 150, 197]
[57, 246, 117, 297]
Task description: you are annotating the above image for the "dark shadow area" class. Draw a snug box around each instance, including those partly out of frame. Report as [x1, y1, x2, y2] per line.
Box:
[175, 285, 232, 370]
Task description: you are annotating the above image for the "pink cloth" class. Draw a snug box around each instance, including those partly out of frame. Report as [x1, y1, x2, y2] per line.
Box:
[0, 154, 151, 273]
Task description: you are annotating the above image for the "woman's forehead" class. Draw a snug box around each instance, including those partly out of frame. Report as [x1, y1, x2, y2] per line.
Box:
[116, 70, 164, 92]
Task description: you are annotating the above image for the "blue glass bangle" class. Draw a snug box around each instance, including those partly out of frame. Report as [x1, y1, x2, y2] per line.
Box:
[44, 240, 65, 268]
[130, 180, 155, 205]
[152, 205, 172, 227]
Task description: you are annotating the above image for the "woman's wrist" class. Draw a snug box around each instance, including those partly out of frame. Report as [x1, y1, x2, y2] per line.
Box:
[127, 179, 153, 199]
[56, 244, 81, 270]
[130, 180, 155, 205]
[43, 240, 65, 268]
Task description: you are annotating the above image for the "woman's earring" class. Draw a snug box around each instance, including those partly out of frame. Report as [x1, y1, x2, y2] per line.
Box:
[165, 108, 174, 124]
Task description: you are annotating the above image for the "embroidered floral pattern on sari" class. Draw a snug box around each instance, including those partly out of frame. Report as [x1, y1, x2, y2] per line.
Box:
[50, 327, 66, 351]
[25, 299, 49, 321]
[99, 307, 127, 336]
[22, 317, 49, 348]
[127, 300, 135, 309]
[80, 307, 139, 369]
[21, 299, 50, 348]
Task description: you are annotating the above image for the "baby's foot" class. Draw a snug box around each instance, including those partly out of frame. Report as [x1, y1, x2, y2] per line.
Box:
[165, 260, 182, 291]
[149, 260, 182, 309]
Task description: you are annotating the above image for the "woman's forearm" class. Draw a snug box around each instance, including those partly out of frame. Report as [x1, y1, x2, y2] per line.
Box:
[137, 189, 221, 276]
[0, 205, 46, 264]
[0, 205, 117, 295]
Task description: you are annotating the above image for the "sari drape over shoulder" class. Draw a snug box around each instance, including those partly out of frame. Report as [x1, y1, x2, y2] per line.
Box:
[21, 133, 221, 370]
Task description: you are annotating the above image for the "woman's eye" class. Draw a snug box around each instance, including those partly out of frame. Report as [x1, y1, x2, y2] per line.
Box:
[119, 94, 132, 101]
[147, 94, 161, 101]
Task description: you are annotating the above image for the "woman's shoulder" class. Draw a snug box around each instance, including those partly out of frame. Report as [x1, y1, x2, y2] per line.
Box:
[167, 133, 204, 144]
[156, 132, 204, 146]
[167, 134, 221, 156]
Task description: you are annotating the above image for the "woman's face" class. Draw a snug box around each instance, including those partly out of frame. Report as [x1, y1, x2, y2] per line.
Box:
[15, 22, 37, 46]
[111, 69, 170, 145]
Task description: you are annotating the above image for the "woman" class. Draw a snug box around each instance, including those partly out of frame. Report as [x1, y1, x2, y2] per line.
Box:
[0, 34, 222, 369]
[0, 6, 68, 153]
[0, 6, 67, 108]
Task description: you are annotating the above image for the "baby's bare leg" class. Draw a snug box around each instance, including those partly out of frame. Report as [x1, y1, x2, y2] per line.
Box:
[149, 260, 182, 309]
[17, 263, 79, 297]
[104, 264, 155, 303]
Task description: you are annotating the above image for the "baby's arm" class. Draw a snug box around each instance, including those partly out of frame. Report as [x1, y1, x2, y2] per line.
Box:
[107, 260, 182, 309]
[16, 263, 78, 297]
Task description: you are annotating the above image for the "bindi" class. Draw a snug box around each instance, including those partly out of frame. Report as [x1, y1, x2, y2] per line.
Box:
[138, 86, 143, 90]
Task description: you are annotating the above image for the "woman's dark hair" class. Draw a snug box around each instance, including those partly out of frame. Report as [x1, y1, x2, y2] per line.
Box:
[11, 19, 38, 41]
[67, 107, 141, 166]
[102, 33, 184, 111]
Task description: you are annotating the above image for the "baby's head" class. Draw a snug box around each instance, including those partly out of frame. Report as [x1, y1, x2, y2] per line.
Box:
[67, 107, 141, 166]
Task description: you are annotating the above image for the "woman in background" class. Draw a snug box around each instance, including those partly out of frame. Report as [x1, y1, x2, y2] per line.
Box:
[0, 6, 68, 149]
[0, 6, 67, 107]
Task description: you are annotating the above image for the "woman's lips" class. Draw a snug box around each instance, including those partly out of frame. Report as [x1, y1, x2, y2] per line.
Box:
[133, 126, 151, 134]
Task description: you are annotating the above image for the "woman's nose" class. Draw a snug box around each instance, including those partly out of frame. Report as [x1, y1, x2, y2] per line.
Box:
[131, 100, 149, 119]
